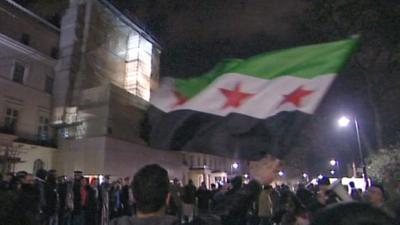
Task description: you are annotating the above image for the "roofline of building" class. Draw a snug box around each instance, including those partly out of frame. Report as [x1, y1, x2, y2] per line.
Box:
[0, 33, 57, 66]
[4, 0, 60, 32]
[98, 0, 162, 50]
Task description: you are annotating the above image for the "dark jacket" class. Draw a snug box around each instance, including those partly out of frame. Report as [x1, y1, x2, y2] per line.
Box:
[44, 183, 58, 216]
[182, 184, 196, 204]
[110, 215, 179, 225]
[72, 180, 81, 214]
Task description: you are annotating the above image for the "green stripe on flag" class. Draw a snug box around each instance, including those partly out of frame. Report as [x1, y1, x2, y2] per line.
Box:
[176, 38, 359, 98]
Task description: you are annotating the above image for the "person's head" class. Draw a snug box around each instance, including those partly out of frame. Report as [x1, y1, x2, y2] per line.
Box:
[36, 169, 47, 181]
[311, 202, 396, 225]
[123, 176, 130, 185]
[57, 176, 66, 184]
[46, 172, 57, 185]
[104, 175, 110, 183]
[247, 179, 262, 198]
[248, 155, 281, 184]
[230, 176, 243, 190]
[81, 177, 88, 186]
[264, 184, 273, 192]
[74, 171, 83, 180]
[211, 183, 216, 190]
[132, 164, 170, 216]
[91, 178, 98, 186]
[4, 172, 14, 182]
[318, 176, 330, 189]
[21, 173, 34, 185]
[188, 179, 193, 185]
[349, 181, 355, 188]
[366, 184, 385, 207]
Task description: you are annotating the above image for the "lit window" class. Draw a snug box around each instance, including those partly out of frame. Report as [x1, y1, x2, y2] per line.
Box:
[37, 116, 49, 141]
[125, 33, 152, 101]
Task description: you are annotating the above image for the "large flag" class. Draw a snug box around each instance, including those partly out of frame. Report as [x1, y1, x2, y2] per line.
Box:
[146, 38, 358, 160]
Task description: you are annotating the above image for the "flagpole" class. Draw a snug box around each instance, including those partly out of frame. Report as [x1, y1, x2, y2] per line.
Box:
[354, 117, 369, 189]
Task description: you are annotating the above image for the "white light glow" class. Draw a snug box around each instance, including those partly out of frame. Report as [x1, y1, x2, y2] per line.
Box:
[330, 159, 337, 166]
[303, 173, 308, 178]
[338, 116, 351, 127]
[278, 171, 284, 177]
[125, 34, 153, 101]
[232, 162, 239, 169]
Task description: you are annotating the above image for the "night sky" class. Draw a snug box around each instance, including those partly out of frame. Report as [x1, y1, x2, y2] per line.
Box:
[113, 0, 309, 78]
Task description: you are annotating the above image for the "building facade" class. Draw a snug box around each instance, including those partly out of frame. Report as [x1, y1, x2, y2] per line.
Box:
[0, 0, 59, 174]
[0, 0, 249, 186]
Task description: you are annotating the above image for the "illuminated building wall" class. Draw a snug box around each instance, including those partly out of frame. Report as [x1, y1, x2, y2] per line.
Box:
[53, 0, 161, 142]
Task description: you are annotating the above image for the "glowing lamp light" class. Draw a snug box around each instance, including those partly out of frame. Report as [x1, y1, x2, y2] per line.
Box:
[318, 174, 324, 179]
[330, 170, 336, 175]
[302, 173, 308, 178]
[330, 159, 337, 166]
[338, 116, 351, 127]
[278, 171, 284, 177]
[244, 174, 249, 179]
[232, 162, 239, 169]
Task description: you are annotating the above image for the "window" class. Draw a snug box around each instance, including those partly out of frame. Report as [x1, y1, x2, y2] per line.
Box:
[50, 47, 59, 59]
[37, 116, 49, 141]
[45, 76, 54, 94]
[124, 33, 153, 101]
[20, 33, 30, 45]
[4, 108, 18, 133]
[190, 155, 194, 168]
[12, 62, 26, 84]
[33, 159, 44, 175]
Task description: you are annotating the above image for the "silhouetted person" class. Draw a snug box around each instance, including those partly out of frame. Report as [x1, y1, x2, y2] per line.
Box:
[349, 181, 362, 201]
[196, 182, 211, 214]
[121, 177, 133, 216]
[44, 172, 59, 225]
[366, 184, 395, 218]
[111, 164, 179, 225]
[182, 179, 196, 223]
[258, 185, 274, 225]
[311, 202, 396, 225]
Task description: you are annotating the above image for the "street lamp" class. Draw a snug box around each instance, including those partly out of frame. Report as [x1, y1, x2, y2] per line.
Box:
[278, 171, 284, 177]
[230, 162, 239, 175]
[338, 116, 351, 127]
[232, 162, 239, 169]
[330, 169, 335, 175]
[330, 159, 337, 166]
[338, 115, 369, 188]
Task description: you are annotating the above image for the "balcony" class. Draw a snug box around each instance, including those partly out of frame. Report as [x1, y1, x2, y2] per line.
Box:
[0, 126, 16, 135]
[15, 137, 57, 148]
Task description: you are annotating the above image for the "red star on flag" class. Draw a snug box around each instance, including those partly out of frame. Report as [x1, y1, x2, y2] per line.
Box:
[279, 85, 314, 107]
[172, 90, 188, 107]
[219, 83, 255, 109]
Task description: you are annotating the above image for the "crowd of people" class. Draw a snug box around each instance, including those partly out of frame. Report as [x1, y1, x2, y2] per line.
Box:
[0, 165, 399, 225]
